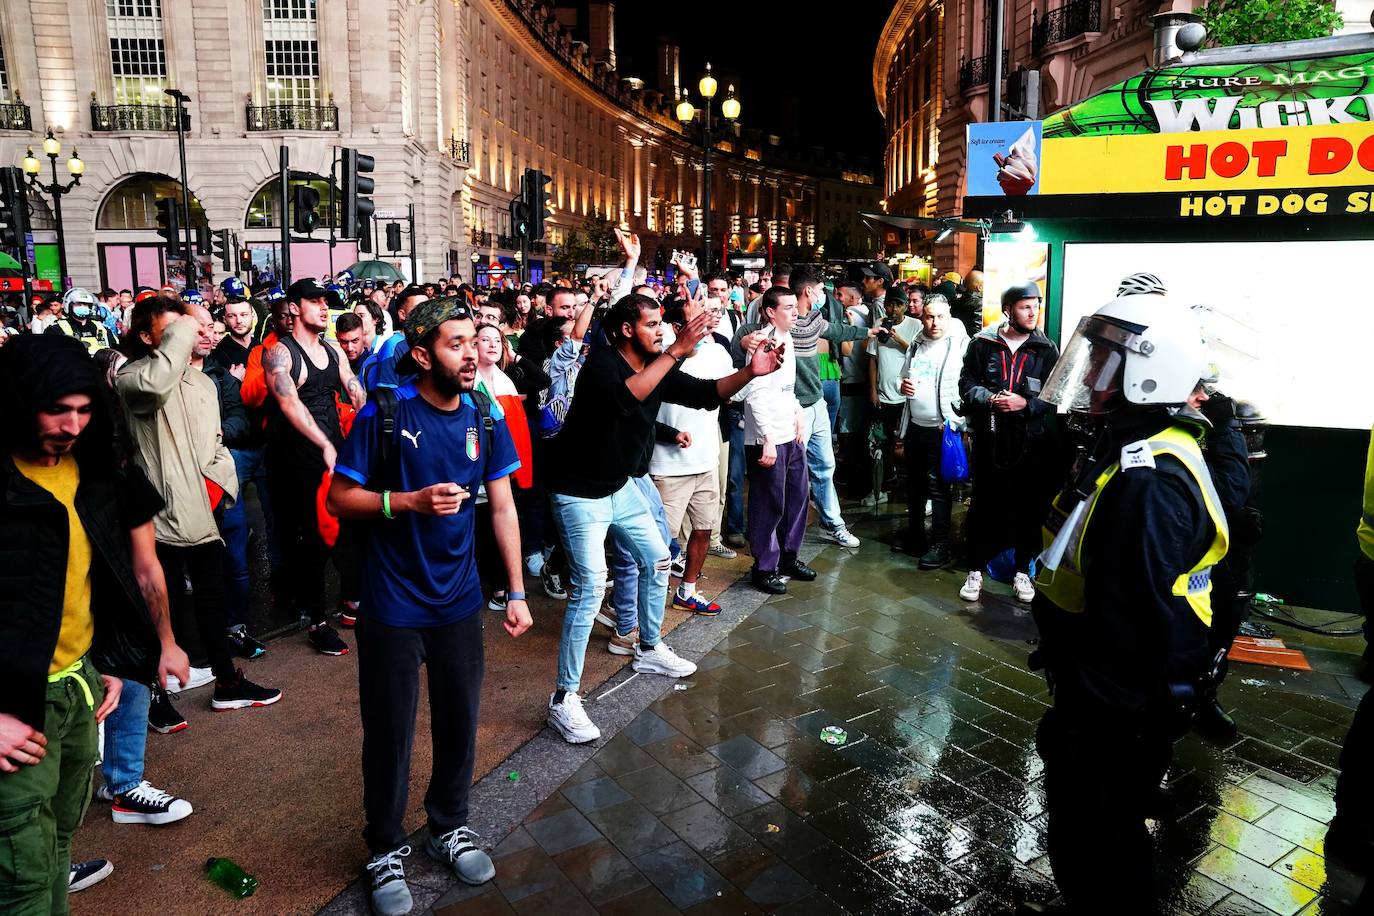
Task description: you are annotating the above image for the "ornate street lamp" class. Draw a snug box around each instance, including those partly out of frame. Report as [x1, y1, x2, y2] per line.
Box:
[676, 64, 739, 275]
[469, 249, 481, 283]
[23, 130, 83, 288]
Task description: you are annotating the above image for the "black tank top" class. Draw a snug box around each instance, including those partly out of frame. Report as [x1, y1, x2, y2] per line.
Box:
[267, 334, 343, 469]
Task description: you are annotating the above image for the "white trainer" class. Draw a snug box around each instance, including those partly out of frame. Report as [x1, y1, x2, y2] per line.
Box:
[1013, 572, 1036, 603]
[164, 666, 214, 694]
[821, 527, 860, 549]
[959, 570, 983, 602]
[547, 692, 601, 744]
[632, 643, 697, 678]
[594, 610, 616, 629]
[524, 551, 546, 578]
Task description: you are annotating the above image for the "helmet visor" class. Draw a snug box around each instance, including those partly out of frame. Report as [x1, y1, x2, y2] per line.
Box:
[1039, 315, 1141, 414]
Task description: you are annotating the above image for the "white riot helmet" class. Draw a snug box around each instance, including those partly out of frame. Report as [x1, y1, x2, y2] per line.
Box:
[62, 287, 98, 310]
[1041, 294, 1209, 415]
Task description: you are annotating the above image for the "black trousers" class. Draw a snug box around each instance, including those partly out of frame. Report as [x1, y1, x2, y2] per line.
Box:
[1358, 553, 1374, 657]
[965, 437, 1059, 574]
[903, 424, 952, 552]
[1336, 553, 1374, 845]
[267, 457, 331, 623]
[1037, 703, 1170, 915]
[876, 403, 904, 492]
[358, 611, 484, 854]
[155, 541, 236, 682]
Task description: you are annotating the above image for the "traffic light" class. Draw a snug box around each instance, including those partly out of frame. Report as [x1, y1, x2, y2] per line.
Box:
[214, 229, 232, 271]
[509, 197, 530, 240]
[195, 224, 212, 259]
[0, 167, 28, 254]
[239, 248, 253, 272]
[292, 184, 320, 235]
[522, 168, 553, 241]
[385, 222, 402, 253]
[341, 148, 375, 239]
[155, 198, 182, 259]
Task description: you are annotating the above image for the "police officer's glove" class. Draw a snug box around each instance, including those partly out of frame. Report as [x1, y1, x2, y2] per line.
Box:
[1200, 391, 1234, 428]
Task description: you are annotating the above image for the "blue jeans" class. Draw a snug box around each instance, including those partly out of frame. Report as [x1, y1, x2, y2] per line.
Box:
[821, 379, 841, 435]
[724, 407, 746, 536]
[101, 678, 149, 796]
[803, 400, 845, 532]
[552, 479, 670, 693]
[609, 476, 673, 637]
[221, 446, 278, 629]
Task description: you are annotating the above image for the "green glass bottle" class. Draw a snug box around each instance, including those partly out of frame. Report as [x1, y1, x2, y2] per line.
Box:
[205, 857, 259, 898]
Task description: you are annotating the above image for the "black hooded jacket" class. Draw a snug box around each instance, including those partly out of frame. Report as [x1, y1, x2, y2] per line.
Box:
[0, 335, 163, 730]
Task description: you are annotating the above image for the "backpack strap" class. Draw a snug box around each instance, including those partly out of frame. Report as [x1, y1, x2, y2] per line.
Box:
[370, 387, 399, 491]
[466, 388, 496, 467]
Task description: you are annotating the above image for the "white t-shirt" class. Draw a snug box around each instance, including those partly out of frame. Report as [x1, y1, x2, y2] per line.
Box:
[651, 340, 734, 477]
[906, 336, 956, 427]
[867, 316, 922, 405]
[740, 327, 799, 445]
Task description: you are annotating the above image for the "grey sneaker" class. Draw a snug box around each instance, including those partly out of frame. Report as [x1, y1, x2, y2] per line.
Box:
[427, 826, 495, 885]
[707, 543, 737, 559]
[365, 845, 413, 916]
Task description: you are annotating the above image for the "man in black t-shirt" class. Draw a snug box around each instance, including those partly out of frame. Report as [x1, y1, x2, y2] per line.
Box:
[544, 293, 785, 745]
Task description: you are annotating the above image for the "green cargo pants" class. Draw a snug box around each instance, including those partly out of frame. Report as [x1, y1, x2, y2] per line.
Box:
[0, 656, 102, 916]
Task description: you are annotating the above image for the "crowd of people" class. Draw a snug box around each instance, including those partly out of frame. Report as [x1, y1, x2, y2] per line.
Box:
[4, 236, 1338, 916]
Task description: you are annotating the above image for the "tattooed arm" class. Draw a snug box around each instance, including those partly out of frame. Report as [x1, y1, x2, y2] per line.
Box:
[265, 341, 338, 469]
[337, 347, 367, 410]
[128, 521, 190, 689]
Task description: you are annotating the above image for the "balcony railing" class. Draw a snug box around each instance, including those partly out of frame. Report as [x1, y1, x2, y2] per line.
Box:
[957, 50, 1011, 92]
[470, 228, 491, 246]
[497, 234, 520, 250]
[0, 100, 31, 131]
[246, 103, 339, 131]
[90, 102, 182, 132]
[449, 138, 471, 164]
[1032, 0, 1102, 52]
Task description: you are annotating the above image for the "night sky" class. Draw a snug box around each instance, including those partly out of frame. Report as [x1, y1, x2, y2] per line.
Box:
[611, 2, 891, 170]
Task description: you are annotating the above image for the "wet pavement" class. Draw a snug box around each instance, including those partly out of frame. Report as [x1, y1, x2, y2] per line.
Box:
[424, 506, 1368, 916]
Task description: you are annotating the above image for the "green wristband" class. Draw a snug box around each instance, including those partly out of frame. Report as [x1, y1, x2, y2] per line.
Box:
[382, 490, 394, 519]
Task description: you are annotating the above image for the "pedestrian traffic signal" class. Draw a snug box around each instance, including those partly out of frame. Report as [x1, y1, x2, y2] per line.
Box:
[385, 221, 402, 253]
[155, 198, 182, 259]
[522, 169, 553, 241]
[0, 166, 28, 254]
[214, 228, 232, 271]
[341, 148, 375, 240]
[195, 224, 213, 259]
[293, 184, 321, 235]
[510, 197, 531, 240]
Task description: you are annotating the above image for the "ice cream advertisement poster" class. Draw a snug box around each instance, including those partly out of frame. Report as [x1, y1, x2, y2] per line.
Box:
[966, 121, 1042, 197]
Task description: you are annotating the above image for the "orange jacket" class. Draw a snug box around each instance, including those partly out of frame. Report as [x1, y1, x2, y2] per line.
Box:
[239, 330, 278, 409]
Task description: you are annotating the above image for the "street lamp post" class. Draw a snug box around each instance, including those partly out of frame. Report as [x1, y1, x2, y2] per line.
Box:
[469, 249, 480, 283]
[22, 131, 83, 289]
[513, 247, 524, 286]
[677, 64, 740, 276]
[164, 88, 194, 279]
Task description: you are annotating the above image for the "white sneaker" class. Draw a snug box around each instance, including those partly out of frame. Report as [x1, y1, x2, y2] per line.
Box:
[959, 570, 983, 602]
[670, 556, 686, 578]
[594, 610, 616, 629]
[164, 666, 214, 694]
[110, 780, 193, 825]
[821, 527, 860, 549]
[1013, 572, 1036, 603]
[548, 692, 601, 744]
[924, 500, 932, 518]
[524, 551, 546, 578]
[632, 643, 697, 678]
[860, 495, 878, 508]
[877, 492, 890, 505]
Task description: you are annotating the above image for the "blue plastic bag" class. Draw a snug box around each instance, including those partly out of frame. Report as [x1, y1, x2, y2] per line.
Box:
[939, 421, 969, 483]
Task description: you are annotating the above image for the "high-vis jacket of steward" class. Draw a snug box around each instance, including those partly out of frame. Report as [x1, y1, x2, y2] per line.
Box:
[1037, 424, 1230, 627]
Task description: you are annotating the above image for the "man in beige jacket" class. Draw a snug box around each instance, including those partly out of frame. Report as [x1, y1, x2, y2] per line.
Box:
[116, 294, 281, 715]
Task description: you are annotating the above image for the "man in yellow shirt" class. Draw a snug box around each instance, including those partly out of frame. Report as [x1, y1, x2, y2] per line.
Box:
[0, 334, 189, 916]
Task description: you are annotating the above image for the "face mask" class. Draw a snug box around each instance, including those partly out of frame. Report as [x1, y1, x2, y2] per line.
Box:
[71, 304, 91, 320]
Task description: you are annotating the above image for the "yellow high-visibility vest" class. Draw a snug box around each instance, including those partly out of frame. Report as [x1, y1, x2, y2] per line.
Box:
[1035, 424, 1230, 627]
[1359, 423, 1373, 562]
[55, 319, 110, 355]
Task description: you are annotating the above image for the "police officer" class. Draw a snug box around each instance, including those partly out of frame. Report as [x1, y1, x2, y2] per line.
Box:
[48, 288, 112, 355]
[1023, 293, 1228, 915]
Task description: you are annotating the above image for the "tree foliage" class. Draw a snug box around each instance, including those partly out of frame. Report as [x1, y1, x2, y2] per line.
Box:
[552, 212, 619, 273]
[1199, 0, 1343, 47]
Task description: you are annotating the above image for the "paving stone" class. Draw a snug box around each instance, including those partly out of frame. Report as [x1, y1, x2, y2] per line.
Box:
[612, 764, 705, 816]
[632, 840, 733, 910]
[1194, 846, 1317, 915]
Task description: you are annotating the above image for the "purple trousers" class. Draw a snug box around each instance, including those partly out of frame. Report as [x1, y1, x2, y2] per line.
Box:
[746, 440, 808, 572]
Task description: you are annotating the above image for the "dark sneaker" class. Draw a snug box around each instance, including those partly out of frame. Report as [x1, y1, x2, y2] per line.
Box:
[69, 858, 113, 892]
[542, 568, 568, 600]
[723, 532, 747, 550]
[750, 569, 788, 595]
[308, 622, 350, 656]
[917, 544, 953, 570]
[780, 559, 818, 582]
[427, 826, 495, 885]
[365, 845, 414, 916]
[339, 601, 359, 628]
[148, 686, 187, 734]
[487, 591, 508, 612]
[211, 669, 282, 711]
[111, 780, 193, 825]
[226, 627, 267, 660]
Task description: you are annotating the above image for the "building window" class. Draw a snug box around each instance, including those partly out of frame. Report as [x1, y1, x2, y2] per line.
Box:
[0, 36, 12, 101]
[263, 0, 321, 108]
[98, 172, 207, 230]
[106, 0, 167, 104]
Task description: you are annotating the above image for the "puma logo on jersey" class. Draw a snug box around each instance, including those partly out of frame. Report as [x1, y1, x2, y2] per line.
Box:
[401, 429, 422, 448]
